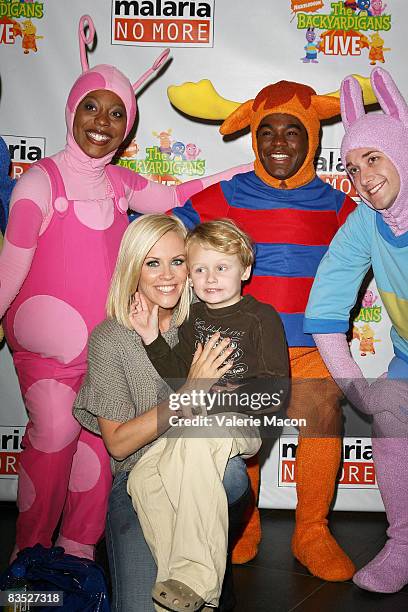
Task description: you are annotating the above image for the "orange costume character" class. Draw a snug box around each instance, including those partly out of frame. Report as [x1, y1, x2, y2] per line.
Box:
[21, 20, 43, 54]
[168, 77, 367, 580]
[368, 33, 390, 65]
[358, 323, 380, 356]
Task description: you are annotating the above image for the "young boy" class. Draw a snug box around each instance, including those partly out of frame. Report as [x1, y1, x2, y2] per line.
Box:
[127, 219, 289, 611]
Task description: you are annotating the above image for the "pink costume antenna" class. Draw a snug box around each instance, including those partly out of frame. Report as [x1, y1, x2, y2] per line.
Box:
[78, 14, 95, 73]
[78, 14, 170, 88]
[132, 48, 170, 92]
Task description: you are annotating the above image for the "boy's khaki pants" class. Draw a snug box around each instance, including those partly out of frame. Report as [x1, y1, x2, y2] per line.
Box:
[127, 415, 261, 607]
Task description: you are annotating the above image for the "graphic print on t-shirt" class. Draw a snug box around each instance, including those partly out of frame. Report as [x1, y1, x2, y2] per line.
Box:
[193, 316, 248, 379]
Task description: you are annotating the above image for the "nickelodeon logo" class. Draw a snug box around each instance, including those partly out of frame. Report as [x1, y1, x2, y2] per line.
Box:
[0, 426, 24, 477]
[2, 134, 45, 179]
[279, 437, 377, 488]
[112, 0, 214, 47]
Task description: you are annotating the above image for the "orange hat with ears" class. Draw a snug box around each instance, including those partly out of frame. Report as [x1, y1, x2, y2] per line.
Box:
[220, 81, 341, 189]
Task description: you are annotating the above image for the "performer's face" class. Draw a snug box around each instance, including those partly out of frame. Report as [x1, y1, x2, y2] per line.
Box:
[256, 113, 308, 180]
[346, 148, 400, 211]
[73, 89, 127, 158]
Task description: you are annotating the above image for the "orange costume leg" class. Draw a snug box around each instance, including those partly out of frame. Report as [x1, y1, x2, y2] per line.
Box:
[231, 455, 261, 564]
[289, 347, 355, 581]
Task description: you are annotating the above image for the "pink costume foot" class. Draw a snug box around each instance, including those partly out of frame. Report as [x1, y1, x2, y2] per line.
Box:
[55, 535, 95, 560]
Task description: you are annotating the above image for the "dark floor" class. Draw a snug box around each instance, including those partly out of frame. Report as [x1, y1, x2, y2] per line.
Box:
[1, 503, 408, 611]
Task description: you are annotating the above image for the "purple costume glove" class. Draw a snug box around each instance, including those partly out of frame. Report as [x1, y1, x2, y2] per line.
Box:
[313, 333, 408, 423]
[365, 375, 408, 424]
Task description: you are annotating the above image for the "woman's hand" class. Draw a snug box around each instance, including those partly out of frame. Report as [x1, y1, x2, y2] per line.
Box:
[186, 333, 233, 390]
[172, 333, 233, 419]
[129, 291, 159, 345]
[188, 333, 233, 384]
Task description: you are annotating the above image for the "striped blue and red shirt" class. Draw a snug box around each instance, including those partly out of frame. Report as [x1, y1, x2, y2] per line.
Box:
[172, 171, 356, 347]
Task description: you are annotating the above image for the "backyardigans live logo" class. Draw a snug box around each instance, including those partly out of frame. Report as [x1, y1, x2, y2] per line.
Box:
[117, 133, 206, 184]
[0, 0, 44, 54]
[292, 0, 392, 64]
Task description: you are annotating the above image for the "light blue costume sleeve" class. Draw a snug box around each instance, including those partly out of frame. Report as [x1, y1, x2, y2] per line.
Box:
[304, 204, 372, 334]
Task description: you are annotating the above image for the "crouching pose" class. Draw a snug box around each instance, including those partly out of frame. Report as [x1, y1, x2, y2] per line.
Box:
[305, 67, 408, 593]
[74, 215, 256, 611]
[128, 218, 289, 610]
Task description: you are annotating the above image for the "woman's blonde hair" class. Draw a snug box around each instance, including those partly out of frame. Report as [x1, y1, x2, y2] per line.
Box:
[106, 214, 190, 329]
[185, 218, 254, 268]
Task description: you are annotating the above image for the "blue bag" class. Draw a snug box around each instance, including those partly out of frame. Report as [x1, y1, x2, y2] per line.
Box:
[0, 544, 110, 611]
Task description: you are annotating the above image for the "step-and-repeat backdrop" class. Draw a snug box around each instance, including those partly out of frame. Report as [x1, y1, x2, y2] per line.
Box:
[0, 0, 406, 509]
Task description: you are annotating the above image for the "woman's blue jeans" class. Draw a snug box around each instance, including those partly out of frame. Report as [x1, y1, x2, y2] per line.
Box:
[106, 455, 249, 611]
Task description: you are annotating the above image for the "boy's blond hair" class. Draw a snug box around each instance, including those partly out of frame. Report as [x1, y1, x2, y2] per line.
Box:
[185, 219, 254, 268]
[107, 214, 190, 329]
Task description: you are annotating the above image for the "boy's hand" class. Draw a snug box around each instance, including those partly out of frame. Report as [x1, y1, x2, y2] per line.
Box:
[129, 291, 159, 345]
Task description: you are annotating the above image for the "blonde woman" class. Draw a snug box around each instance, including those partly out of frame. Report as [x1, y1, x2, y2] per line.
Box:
[73, 214, 251, 612]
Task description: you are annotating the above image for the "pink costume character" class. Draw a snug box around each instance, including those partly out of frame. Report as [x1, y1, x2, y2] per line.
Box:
[0, 15, 251, 561]
[361, 289, 378, 308]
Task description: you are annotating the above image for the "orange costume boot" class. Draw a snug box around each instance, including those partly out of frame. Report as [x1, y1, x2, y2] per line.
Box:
[231, 455, 261, 564]
[291, 437, 355, 581]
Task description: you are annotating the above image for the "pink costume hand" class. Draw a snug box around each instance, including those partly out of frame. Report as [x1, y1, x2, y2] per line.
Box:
[198, 161, 254, 190]
[176, 161, 254, 205]
[123, 161, 254, 213]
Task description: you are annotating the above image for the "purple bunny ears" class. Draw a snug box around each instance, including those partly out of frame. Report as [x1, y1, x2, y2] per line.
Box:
[340, 68, 408, 169]
[78, 15, 170, 93]
[341, 67, 408, 130]
[340, 68, 408, 227]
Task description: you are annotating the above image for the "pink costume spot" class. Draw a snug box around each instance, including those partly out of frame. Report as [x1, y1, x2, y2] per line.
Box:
[17, 465, 36, 513]
[54, 197, 69, 213]
[25, 379, 79, 452]
[6, 199, 43, 248]
[14, 296, 88, 364]
[73, 199, 114, 230]
[67, 72, 106, 113]
[68, 441, 101, 493]
[118, 196, 128, 212]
